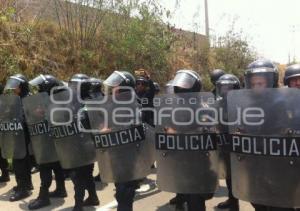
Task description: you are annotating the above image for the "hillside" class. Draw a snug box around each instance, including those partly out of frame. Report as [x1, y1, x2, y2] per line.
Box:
[0, 0, 256, 90]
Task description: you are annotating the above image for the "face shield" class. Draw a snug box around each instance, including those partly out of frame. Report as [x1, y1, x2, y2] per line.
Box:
[29, 75, 47, 94]
[216, 83, 235, 99]
[104, 71, 126, 88]
[245, 68, 276, 89]
[103, 71, 129, 96]
[172, 70, 197, 89]
[4, 77, 24, 91]
[29, 75, 46, 87]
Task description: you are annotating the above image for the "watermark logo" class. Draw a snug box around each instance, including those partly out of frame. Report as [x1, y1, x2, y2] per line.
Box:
[49, 87, 265, 133]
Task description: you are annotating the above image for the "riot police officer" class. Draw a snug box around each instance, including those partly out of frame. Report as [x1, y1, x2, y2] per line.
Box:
[0, 83, 10, 183]
[210, 69, 225, 95]
[284, 64, 300, 89]
[27, 74, 67, 210]
[283, 64, 300, 211]
[165, 69, 216, 211]
[89, 77, 103, 99]
[243, 60, 295, 211]
[153, 82, 160, 95]
[4, 74, 33, 201]
[216, 74, 240, 210]
[135, 69, 156, 126]
[103, 70, 140, 211]
[245, 59, 278, 89]
[68, 74, 99, 211]
[87, 77, 104, 183]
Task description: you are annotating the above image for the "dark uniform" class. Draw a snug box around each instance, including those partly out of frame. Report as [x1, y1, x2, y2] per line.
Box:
[103, 71, 140, 211]
[68, 74, 99, 211]
[27, 75, 67, 210]
[215, 74, 240, 210]
[210, 69, 225, 96]
[0, 83, 10, 183]
[244, 60, 296, 211]
[4, 74, 33, 201]
[153, 82, 160, 95]
[135, 76, 156, 126]
[167, 70, 213, 211]
[88, 77, 104, 182]
[89, 77, 103, 99]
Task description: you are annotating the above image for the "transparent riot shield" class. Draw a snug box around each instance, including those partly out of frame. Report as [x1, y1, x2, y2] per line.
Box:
[228, 88, 300, 208]
[0, 95, 26, 159]
[154, 92, 219, 194]
[23, 92, 58, 164]
[48, 89, 96, 169]
[87, 91, 155, 183]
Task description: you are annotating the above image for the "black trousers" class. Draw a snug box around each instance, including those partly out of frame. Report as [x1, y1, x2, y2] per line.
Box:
[115, 180, 139, 211]
[226, 178, 235, 199]
[175, 193, 212, 211]
[39, 161, 65, 191]
[13, 154, 32, 190]
[70, 164, 96, 206]
[0, 150, 8, 174]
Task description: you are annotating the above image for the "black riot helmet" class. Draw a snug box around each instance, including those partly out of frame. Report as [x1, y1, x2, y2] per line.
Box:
[29, 74, 61, 94]
[172, 69, 202, 93]
[136, 76, 149, 86]
[247, 59, 276, 69]
[88, 77, 102, 95]
[69, 73, 91, 99]
[104, 71, 135, 89]
[5, 74, 29, 97]
[153, 82, 160, 94]
[284, 64, 300, 86]
[216, 74, 240, 98]
[210, 69, 225, 86]
[245, 59, 278, 89]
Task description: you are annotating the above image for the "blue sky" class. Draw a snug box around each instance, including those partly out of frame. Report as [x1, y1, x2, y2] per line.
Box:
[160, 0, 300, 64]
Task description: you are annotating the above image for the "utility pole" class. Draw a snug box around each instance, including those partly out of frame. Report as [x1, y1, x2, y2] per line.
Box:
[292, 25, 296, 63]
[204, 0, 210, 39]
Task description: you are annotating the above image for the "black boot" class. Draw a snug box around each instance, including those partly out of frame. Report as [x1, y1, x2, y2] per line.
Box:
[72, 205, 83, 211]
[0, 170, 10, 182]
[217, 198, 239, 210]
[49, 182, 67, 198]
[49, 188, 67, 198]
[73, 201, 84, 211]
[169, 194, 186, 205]
[83, 194, 100, 206]
[9, 188, 31, 201]
[28, 188, 50, 210]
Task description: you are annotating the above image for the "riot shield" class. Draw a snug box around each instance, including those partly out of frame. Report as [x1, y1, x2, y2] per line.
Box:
[228, 88, 300, 208]
[154, 92, 219, 194]
[48, 90, 96, 169]
[87, 92, 155, 183]
[23, 92, 58, 164]
[0, 95, 26, 159]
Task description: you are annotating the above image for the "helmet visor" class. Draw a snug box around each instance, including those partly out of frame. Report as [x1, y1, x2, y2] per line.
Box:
[4, 77, 23, 90]
[245, 71, 275, 89]
[216, 83, 235, 98]
[172, 71, 197, 89]
[104, 71, 125, 88]
[29, 75, 46, 87]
